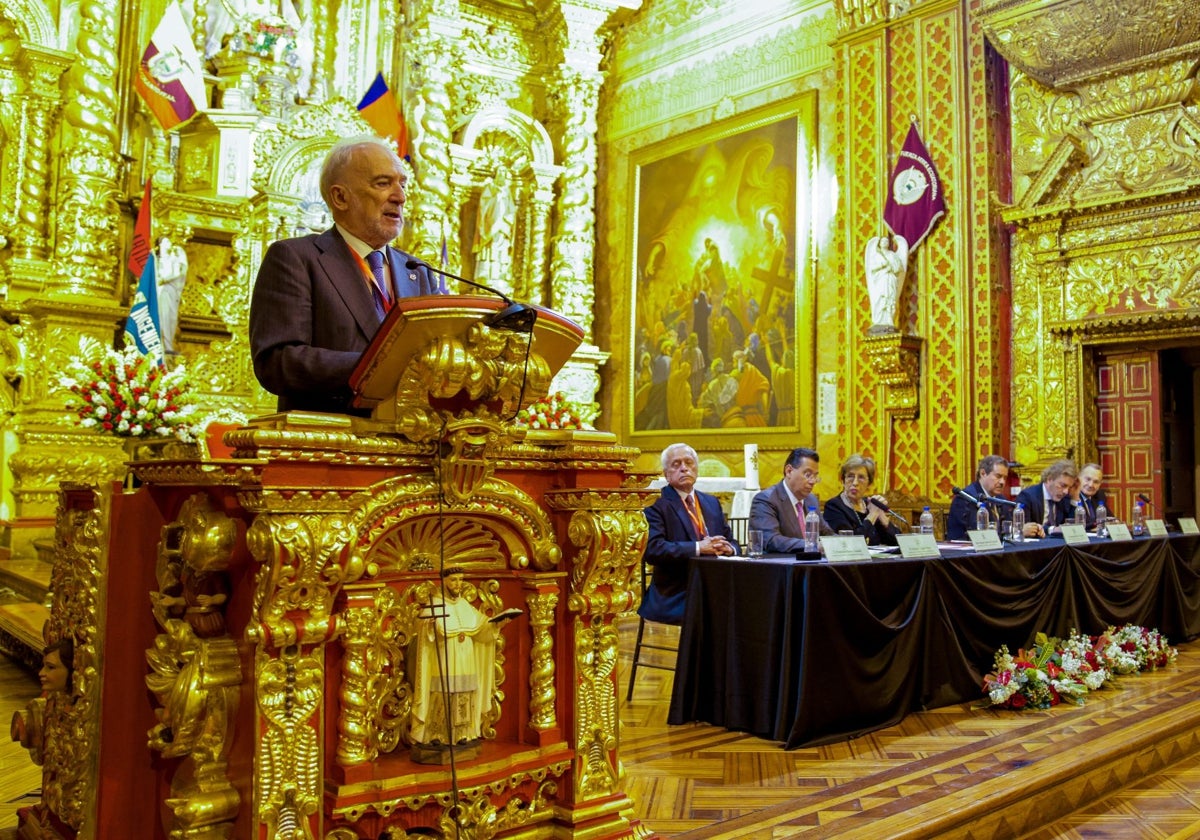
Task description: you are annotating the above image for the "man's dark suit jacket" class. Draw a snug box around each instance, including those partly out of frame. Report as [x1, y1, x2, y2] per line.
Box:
[1074, 491, 1109, 528]
[1015, 483, 1072, 530]
[946, 480, 1011, 540]
[249, 227, 437, 414]
[749, 481, 833, 554]
[640, 485, 737, 624]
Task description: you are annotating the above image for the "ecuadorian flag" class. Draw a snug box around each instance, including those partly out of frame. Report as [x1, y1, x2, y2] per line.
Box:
[357, 73, 411, 161]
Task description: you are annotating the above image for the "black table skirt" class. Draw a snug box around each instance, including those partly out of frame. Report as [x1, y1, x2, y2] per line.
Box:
[667, 534, 1200, 749]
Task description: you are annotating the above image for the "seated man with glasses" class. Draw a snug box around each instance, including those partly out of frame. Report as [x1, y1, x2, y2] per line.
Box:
[749, 447, 834, 554]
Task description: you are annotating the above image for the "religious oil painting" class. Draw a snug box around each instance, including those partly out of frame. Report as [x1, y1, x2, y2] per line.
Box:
[630, 98, 816, 445]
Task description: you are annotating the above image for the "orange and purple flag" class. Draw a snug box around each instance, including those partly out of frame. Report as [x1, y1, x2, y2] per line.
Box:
[134, 0, 206, 131]
[357, 73, 411, 161]
[883, 122, 946, 251]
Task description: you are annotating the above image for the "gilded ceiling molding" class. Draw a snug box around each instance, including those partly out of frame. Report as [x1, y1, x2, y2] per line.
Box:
[980, 0, 1200, 88]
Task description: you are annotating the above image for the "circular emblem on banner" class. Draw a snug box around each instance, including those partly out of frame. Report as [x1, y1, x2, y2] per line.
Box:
[892, 168, 929, 206]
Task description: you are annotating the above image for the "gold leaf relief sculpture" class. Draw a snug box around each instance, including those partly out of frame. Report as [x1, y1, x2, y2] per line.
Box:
[257, 645, 324, 840]
[526, 590, 559, 732]
[573, 617, 619, 798]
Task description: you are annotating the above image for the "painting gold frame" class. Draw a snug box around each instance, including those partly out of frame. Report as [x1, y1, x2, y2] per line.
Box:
[627, 95, 818, 453]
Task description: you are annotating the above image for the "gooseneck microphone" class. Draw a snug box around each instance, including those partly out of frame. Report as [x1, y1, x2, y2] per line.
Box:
[952, 486, 980, 505]
[406, 259, 537, 333]
[864, 496, 909, 523]
[984, 495, 1018, 507]
[1137, 493, 1159, 514]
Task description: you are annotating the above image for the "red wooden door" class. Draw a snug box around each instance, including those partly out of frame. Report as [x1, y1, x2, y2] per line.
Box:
[1094, 350, 1164, 519]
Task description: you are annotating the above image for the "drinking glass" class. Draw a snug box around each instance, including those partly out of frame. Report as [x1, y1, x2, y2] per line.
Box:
[748, 530, 764, 559]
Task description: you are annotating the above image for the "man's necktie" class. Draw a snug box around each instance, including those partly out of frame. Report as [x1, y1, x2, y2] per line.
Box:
[365, 250, 391, 317]
[684, 495, 706, 538]
[796, 500, 806, 537]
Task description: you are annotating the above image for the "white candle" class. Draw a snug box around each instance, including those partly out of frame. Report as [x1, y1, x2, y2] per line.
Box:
[744, 443, 759, 490]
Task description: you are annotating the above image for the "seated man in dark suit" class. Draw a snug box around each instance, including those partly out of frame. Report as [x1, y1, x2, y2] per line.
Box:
[946, 453, 1010, 540]
[640, 443, 738, 624]
[749, 446, 834, 554]
[1015, 458, 1078, 537]
[250, 136, 440, 415]
[1072, 463, 1108, 528]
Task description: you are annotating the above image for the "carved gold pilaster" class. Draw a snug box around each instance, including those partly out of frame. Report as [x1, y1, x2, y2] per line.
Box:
[863, 333, 923, 420]
[35, 484, 109, 832]
[146, 493, 243, 839]
[404, 24, 456, 261]
[547, 488, 652, 805]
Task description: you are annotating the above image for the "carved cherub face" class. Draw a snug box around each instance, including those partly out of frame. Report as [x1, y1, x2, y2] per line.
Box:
[39, 649, 69, 694]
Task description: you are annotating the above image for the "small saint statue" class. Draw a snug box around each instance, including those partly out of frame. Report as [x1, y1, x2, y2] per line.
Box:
[408, 567, 520, 764]
[156, 237, 188, 355]
[864, 232, 909, 334]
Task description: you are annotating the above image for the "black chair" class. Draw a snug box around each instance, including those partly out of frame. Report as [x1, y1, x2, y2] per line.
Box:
[626, 559, 681, 702]
[727, 516, 750, 547]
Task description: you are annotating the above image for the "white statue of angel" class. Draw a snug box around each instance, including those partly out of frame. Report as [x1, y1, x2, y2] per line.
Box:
[864, 233, 909, 333]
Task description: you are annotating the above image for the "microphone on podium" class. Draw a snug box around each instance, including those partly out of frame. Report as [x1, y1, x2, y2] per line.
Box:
[406, 259, 537, 333]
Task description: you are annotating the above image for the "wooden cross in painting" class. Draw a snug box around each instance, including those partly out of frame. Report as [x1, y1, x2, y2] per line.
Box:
[751, 248, 795, 316]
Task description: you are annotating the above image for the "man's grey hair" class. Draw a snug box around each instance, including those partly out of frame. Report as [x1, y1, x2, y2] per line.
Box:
[319, 135, 402, 205]
[661, 442, 699, 472]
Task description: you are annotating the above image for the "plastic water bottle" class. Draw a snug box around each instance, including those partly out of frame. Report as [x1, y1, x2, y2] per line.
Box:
[919, 506, 934, 535]
[1132, 501, 1145, 536]
[1074, 503, 1086, 527]
[1095, 502, 1108, 538]
[1012, 503, 1026, 543]
[975, 503, 990, 533]
[804, 507, 820, 553]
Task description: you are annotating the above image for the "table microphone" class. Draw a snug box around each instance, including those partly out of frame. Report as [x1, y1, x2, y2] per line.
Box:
[865, 496, 909, 523]
[1137, 493, 1160, 515]
[952, 486, 980, 505]
[984, 495, 1018, 507]
[405, 259, 537, 333]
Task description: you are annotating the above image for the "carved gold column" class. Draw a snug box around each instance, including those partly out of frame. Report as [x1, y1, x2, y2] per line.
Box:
[404, 12, 457, 261]
[53, 0, 122, 297]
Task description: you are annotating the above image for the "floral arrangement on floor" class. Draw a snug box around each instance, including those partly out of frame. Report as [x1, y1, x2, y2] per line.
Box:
[981, 625, 1176, 710]
[515, 391, 594, 431]
[60, 340, 199, 442]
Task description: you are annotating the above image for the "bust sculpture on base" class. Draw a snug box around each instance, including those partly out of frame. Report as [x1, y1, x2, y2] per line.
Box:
[864, 233, 909, 334]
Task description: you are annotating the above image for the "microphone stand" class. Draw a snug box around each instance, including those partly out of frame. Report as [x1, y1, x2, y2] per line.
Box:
[406, 259, 537, 333]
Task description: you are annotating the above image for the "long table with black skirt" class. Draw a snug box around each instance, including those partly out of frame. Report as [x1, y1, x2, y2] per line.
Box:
[666, 534, 1200, 749]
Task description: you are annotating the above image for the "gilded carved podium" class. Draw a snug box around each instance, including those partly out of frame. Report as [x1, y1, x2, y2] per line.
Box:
[20, 297, 654, 840]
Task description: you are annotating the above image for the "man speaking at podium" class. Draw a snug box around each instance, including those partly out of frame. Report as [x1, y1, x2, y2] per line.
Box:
[250, 136, 440, 415]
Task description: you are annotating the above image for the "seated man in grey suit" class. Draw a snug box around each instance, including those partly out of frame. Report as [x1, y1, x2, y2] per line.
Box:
[640, 443, 738, 624]
[750, 446, 834, 554]
[250, 136, 440, 415]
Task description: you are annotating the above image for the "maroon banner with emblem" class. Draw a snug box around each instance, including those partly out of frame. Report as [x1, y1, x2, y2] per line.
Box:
[883, 123, 946, 250]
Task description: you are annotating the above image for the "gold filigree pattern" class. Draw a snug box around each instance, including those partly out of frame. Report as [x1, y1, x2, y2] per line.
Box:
[257, 645, 323, 840]
[573, 617, 618, 798]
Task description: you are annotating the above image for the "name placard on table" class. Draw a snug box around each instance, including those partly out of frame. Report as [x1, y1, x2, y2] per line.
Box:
[1060, 524, 1090, 545]
[1145, 518, 1168, 537]
[820, 535, 872, 562]
[1180, 517, 1199, 535]
[1107, 523, 1133, 542]
[896, 533, 941, 559]
[967, 529, 1003, 552]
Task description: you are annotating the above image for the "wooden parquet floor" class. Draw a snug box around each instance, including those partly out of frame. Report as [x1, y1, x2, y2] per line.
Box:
[618, 617, 1200, 840]
[1, 621, 1199, 838]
